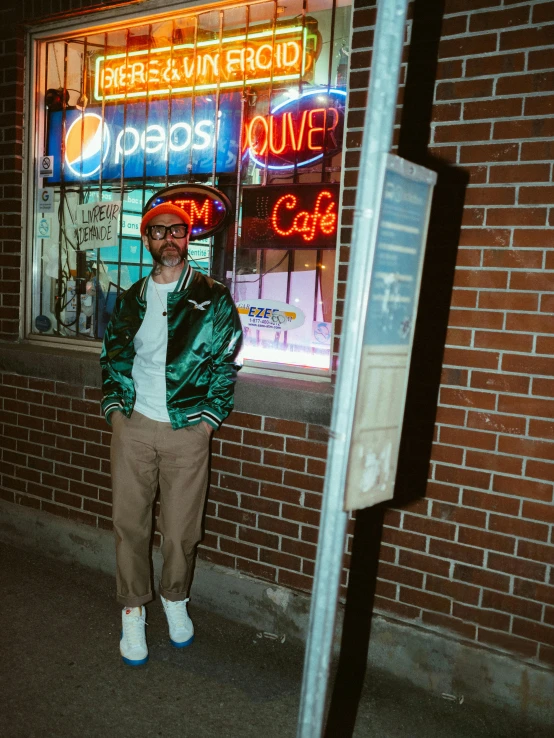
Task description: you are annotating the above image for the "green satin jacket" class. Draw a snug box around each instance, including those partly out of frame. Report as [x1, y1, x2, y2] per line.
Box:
[100, 264, 243, 429]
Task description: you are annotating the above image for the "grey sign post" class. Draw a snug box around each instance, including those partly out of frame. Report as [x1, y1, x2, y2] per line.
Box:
[295, 0, 438, 736]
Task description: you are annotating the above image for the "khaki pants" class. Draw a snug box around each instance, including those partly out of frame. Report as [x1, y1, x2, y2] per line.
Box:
[110, 411, 210, 607]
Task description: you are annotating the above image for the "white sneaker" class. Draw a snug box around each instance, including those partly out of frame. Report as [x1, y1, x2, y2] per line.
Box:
[161, 596, 194, 648]
[120, 606, 148, 666]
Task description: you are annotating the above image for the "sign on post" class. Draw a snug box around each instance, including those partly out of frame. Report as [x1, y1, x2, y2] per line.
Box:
[345, 154, 436, 511]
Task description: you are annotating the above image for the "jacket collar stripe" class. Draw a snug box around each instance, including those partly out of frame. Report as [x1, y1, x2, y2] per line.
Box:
[177, 264, 194, 292]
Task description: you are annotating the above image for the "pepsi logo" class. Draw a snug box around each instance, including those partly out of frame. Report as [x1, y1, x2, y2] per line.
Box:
[64, 113, 110, 178]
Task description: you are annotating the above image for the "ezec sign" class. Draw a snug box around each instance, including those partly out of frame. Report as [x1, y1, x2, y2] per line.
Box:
[94, 26, 316, 101]
[241, 184, 339, 249]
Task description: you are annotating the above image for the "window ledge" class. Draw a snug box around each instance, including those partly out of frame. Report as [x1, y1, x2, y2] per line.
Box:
[0, 341, 334, 426]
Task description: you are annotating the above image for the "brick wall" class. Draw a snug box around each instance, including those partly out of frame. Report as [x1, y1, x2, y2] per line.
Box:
[1, 0, 554, 671]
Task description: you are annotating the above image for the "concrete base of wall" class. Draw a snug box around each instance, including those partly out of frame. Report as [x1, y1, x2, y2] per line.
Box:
[1, 499, 552, 725]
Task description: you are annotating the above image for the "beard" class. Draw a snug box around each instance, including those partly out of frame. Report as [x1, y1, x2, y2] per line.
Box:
[151, 241, 187, 268]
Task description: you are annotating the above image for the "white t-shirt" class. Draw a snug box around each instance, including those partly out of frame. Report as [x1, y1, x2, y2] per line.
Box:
[132, 278, 178, 423]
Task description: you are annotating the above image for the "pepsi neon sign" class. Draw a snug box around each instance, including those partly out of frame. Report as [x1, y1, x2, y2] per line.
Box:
[46, 94, 241, 183]
[241, 184, 339, 249]
[245, 88, 345, 171]
[144, 184, 232, 241]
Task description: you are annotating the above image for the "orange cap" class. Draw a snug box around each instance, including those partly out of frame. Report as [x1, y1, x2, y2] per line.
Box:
[141, 203, 192, 235]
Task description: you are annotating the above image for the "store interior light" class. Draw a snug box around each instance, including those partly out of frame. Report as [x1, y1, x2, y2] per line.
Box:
[45, 88, 69, 112]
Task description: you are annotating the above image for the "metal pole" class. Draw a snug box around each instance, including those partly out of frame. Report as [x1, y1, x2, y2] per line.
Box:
[296, 1, 410, 736]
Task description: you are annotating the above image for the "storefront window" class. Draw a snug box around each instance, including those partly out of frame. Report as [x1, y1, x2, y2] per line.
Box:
[29, 0, 351, 374]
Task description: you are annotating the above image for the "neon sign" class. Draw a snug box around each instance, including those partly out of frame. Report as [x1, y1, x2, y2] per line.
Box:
[245, 88, 345, 170]
[94, 26, 316, 102]
[46, 95, 241, 182]
[241, 184, 339, 249]
[144, 184, 232, 241]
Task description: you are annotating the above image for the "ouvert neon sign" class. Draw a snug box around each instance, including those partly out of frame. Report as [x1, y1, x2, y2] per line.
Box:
[94, 26, 316, 101]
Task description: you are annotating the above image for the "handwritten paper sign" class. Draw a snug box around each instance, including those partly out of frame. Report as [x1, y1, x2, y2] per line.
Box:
[74, 200, 121, 249]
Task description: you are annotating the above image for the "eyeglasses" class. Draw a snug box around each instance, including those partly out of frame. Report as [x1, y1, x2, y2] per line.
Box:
[146, 223, 189, 240]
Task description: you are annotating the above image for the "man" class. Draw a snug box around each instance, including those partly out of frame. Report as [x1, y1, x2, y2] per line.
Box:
[100, 202, 242, 666]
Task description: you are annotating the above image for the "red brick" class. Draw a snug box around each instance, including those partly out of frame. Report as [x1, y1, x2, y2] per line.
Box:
[429, 538, 484, 567]
[434, 464, 491, 491]
[478, 292, 538, 312]
[373, 597, 420, 620]
[462, 489, 520, 516]
[444, 328, 472, 348]
[500, 25, 554, 51]
[464, 187, 515, 206]
[435, 406, 466, 426]
[434, 122, 491, 144]
[498, 395, 554, 419]
[521, 500, 554, 526]
[513, 619, 554, 648]
[426, 480, 461, 504]
[243, 429, 284, 451]
[527, 459, 554, 484]
[218, 503, 257, 528]
[533, 2, 554, 23]
[277, 569, 312, 592]
[431, 103, 462, 123]
[438, 33, 497, 59]
[466, 450, 522, 476]
[517, 539, 554, 565]
[439, 426, 496, 451]
[422, 611, 476, 640]
[478, 629, 538, 659]
[454, 270, 508, 289]
[474, 331, 533, 353]
[529, 47, 554, 71]
[499, 436, 554, 462]
[458, 228, 511, 247]
[465, 98, 523, 121]
[459, 143, 517, 165]
[454, 563, 510, 593]
[377, 562, 423, 588]
[502, 353, 554, 375]
[382, 527, 427, 552]
[258, 514, 299, 539]
[448, 309, 503, 330]
[489, 163, 551, 184]
[519, 186, 554, 206]
[219, 473, 259, 496]
[432, 501, 486, 528]
[497, 71, 554, 97]
[537, 336, 554, 355]
[521, 140, 554, 161]
[436, 78, 493, 101]
[542, 295, 554, 312]
[453, 602, 510, 631]
[402, 513, 456, 541]
[470, 6, 530, 32]
[440, 367, 470, 387]
[264, 449, 305, 471]
[513, 229, 554, 248]
[399, 587, 450, 614]
[514, 579, 554, 606]
[459, 526, 515, 554]
[489, 513, 549, 543]
[263, 417, 306, 438]
[529, 419, 554, 442]
[443, 348, 500, 371]
[431, 443, 464, 465]
[470, 372, 529, 396]
[493, 474, 552, 502]
[426, 574, 480, 605]
[221, 442, 262, 463]
[467, 411, 525, 435]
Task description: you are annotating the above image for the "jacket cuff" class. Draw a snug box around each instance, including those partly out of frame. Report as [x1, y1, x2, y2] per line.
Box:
[201, 408, 223, 430]
[102, 400, 124, 425]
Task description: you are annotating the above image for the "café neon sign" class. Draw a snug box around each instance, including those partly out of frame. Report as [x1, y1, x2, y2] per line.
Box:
[94, 26, 315, 101]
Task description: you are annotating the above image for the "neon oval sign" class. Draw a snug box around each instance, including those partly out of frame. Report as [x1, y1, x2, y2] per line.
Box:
[246, 88, 345, 171]
[144, 184, 232, 242]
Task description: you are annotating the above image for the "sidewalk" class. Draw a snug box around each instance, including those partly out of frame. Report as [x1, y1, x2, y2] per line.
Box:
[0, 541, 550, 738]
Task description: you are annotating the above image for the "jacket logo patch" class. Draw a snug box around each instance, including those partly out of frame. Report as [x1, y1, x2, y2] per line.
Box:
[188, 300, 211, 311]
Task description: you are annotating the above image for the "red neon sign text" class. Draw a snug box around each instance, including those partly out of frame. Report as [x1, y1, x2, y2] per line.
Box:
[271, 191, 337, 243]
[246, 108, 340, 157]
